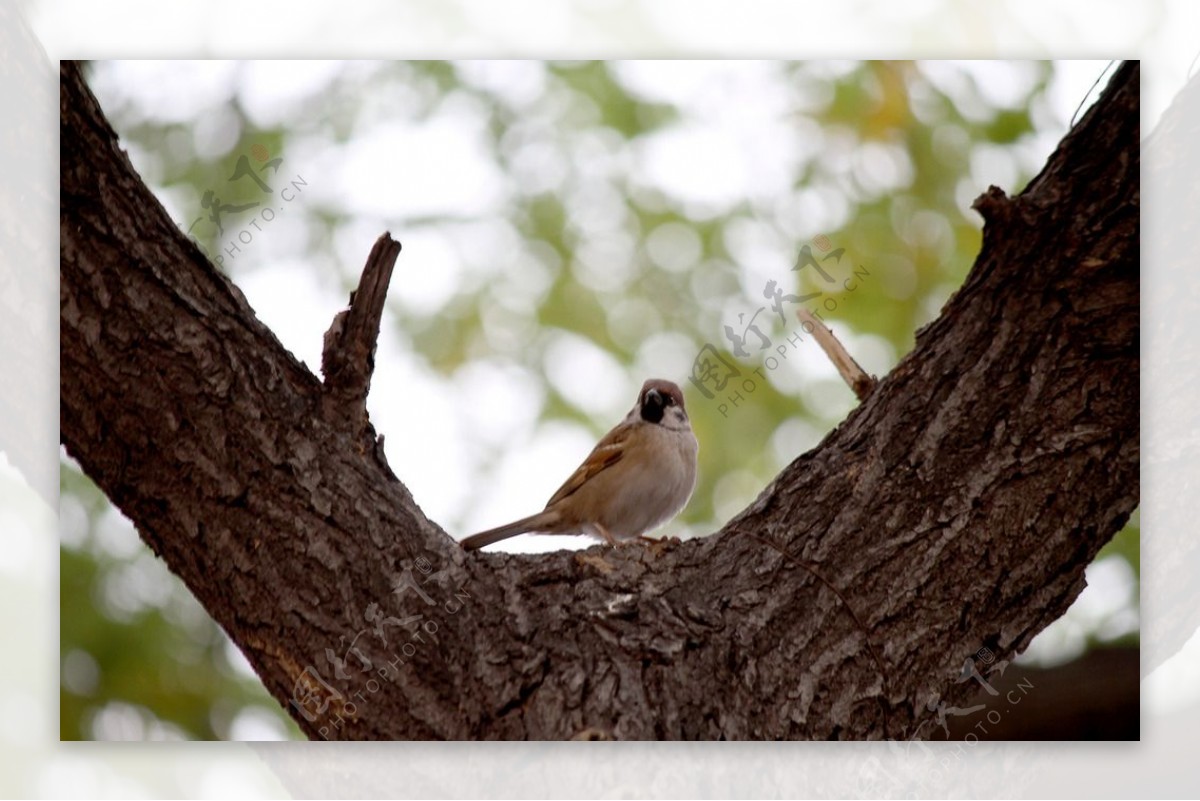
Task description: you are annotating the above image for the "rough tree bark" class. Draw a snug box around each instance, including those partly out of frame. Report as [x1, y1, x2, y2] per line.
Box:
[60, 61, 1139, 740]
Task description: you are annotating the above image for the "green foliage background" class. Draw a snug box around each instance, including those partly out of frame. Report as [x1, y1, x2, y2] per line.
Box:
[60, 60, 1138, 740]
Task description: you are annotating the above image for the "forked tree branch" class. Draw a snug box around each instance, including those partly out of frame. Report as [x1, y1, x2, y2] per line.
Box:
[321, 233, 401, 417]
[60, 60, 1139, 740]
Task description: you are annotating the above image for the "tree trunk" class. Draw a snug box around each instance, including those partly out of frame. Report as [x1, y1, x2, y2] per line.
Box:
[59, 60, 1139, 740]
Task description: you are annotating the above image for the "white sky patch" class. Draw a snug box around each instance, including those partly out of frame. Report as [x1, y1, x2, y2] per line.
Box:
[222, 637, 261, 681]
[1019, 555, 1139, 667]
[89, 61, 238, 124]
[712, 469, 764, 522]
[455, 60, 549, 109]
[853, 141, 915, 195]
[98, 555, 176, 622]
[452, 360, 545, 449]
[969, 142, 1021, 196]
[227, 706, 291, 742]
[611, 59, 729, 104]
[633, 331, 701, 384]
[627, 62, 805, 215]
[508, 136, 571, 196]
[59, 493, 89, 551]
[634, 122, 752, 215]
[190, 104, 242, 161]
[334, 112, 508, 219]
[565, 178, 630, 239]
[955, 60, 1044, 110]
[368, 335, 469, 528]
[572, 229, 639, 294]
[543, 331, 632, 418]
[606, 297, 665, 353]
[722, 215, 795, 303]
[92, 505, 141, 561]
[236, 258, 341, 372]
[451, 217, 524, 278]
[381, 227, 463, 316]
[776, 186, 852, 242]
[61, 649, 100, 697]
[644, 221, 703, 274]
[237, 60, 345, 127]
[770, 417, 827, 470]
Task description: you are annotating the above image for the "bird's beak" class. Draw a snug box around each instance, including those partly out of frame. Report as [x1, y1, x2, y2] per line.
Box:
[640, 387, 667, 423]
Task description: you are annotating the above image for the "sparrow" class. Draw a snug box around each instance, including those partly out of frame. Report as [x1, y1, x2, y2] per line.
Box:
[461, 379, 698, 551]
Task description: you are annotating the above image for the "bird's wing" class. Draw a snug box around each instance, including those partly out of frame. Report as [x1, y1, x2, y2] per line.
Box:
[543, 423, 633, 508]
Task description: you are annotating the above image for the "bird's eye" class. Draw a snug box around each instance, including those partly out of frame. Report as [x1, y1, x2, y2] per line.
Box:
[664, 395, 674, 405]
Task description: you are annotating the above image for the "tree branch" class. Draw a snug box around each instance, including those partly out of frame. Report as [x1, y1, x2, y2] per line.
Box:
[60, 60, 1139, 740]
[796, 308, 876, 401]
[321, 232, 401, 426]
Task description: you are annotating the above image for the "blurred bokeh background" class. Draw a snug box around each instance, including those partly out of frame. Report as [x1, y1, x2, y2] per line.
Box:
[59, 60, 1139, 741]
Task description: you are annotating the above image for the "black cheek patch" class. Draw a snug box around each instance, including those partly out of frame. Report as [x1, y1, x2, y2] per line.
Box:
[641, 394, 665, 424]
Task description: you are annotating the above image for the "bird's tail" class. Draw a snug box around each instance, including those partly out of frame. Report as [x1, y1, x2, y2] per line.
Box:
[460, 511, 559, 551]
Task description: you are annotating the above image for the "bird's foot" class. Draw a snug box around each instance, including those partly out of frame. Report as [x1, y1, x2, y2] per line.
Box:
[594, 523, 619, 547]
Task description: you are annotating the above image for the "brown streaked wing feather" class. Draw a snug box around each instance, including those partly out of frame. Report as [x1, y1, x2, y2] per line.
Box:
[543, 423, 632, 508]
